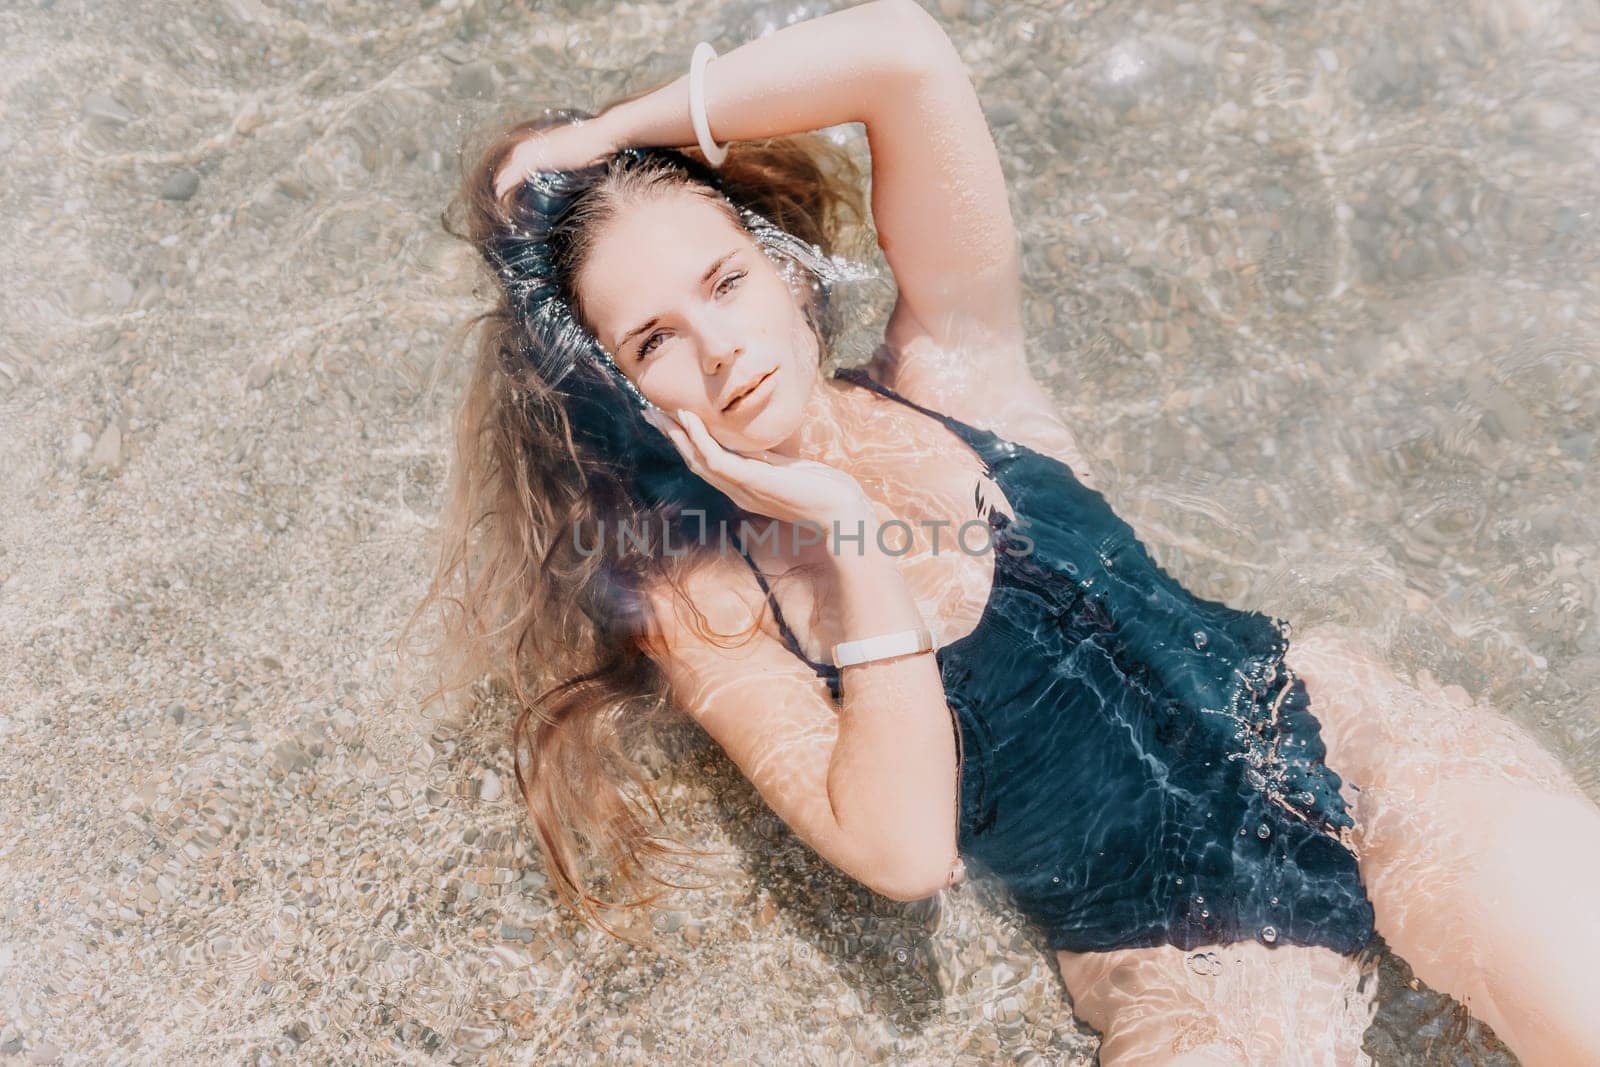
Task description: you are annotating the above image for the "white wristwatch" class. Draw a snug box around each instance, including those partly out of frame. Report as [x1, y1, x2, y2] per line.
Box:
[831, 627, 936, 669]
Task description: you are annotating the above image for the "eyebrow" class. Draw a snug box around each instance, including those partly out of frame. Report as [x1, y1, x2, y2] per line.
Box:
[614, 249, 740, 353]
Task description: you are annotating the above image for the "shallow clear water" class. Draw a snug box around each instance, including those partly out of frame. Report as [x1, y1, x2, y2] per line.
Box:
[0, 0, 1595, 1062]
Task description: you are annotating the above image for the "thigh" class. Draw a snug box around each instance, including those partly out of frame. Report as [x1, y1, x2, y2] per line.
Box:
[1280, 623, 1589, 897]
[1055, 941, 1378, 1066]
[1280, 623, 1582, 807]
[1364, 773, 1600, 1065]
[1282, 625, 1600, 1062]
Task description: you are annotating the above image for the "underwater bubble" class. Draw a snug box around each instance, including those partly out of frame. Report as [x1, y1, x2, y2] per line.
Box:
[1261, 925, 1278, 943]
[1269, 896, 1280, 906]
[1193, 630, 1209, 649]
[1200, 909, 1210, 918]
[1257, 823, 1271, 839]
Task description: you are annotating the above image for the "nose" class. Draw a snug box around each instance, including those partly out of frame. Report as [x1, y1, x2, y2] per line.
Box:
[694, 308, 744, 376]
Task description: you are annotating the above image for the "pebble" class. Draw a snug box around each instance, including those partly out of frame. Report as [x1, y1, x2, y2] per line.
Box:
[104, 275, 134, 310]
[82, 92, 134, 124]
[233, 99, 266, 135]
[985, 100, 1022, 127]
[450, 62, 496, 99]
[1525, 98, 1580, 131]
[88, 422, 123, 471]
[160, 171, 200, 201]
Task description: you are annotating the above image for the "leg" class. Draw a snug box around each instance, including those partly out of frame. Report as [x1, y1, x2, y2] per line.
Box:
[1054, 940, 1378, 1066]
[1285, 625, 1600, 1066]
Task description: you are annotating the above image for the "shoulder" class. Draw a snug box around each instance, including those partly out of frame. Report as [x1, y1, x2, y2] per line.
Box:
[633, 551, 841, 735]
[864, 334, 1103, 492]
[635, 551, 767, 662]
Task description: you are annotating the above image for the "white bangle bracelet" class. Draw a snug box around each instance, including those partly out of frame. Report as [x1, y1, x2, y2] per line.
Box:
[688, 41, 729, 167]
[832, 627, 936, 669]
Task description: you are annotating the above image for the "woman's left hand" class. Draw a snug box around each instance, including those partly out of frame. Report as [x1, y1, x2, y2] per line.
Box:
[494, 117, 618, 203]
[643, 408, 874, 531]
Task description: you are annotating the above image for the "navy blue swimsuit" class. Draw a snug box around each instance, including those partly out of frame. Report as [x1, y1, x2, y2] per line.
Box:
[737, 366, 1378, 957]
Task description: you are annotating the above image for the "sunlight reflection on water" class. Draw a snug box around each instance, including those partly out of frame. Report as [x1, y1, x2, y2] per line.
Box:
[1, 0, 1594, 1062]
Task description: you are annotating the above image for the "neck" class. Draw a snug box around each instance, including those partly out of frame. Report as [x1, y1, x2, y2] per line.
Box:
[767, 371, 863, 466]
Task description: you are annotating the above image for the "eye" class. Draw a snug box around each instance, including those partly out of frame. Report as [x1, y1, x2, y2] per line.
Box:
[636, 272, 746, 360]
[636, 330, 668, 359]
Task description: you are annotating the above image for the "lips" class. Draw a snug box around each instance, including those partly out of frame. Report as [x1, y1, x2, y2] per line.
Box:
[722, 368, 775, 412]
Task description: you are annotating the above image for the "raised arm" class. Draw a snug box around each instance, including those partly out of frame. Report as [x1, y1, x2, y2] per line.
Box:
[593, 0, 1025, 375]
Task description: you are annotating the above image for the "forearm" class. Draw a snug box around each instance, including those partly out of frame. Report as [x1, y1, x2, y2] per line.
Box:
[596, 0, 934, 152]
[822, 517, 960, 894]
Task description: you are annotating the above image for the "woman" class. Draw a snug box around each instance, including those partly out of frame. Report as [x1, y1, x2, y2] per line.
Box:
[411, 1, 1600, 1062]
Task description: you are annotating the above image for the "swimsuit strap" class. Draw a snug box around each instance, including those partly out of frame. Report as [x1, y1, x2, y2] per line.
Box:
[831, 365, 1008, 469]
[734, 547, 843, 695]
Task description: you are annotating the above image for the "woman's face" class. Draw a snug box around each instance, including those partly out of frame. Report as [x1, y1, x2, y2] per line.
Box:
[573, 188, 821, 453]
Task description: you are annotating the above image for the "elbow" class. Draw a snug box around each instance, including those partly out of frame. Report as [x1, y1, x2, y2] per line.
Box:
[873, 0, 958, 77]
[868, 848, 961, 902]
[876, 0, 943, 33]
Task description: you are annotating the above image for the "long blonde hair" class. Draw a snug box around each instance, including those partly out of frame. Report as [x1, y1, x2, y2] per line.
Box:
[400, 103, 871, 944]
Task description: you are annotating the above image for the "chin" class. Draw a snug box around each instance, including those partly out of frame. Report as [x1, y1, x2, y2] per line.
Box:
[738, 407, 800, 455]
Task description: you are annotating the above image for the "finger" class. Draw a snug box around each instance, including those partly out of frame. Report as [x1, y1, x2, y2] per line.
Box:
[494, 170, 518, 203]
[498, 146, 535, 196]
[643, 407, 686, 450]
[677, 409, 748, 475]
[656, 420, 701, 469]
[673, 414, 771, 501]
[495, 142, 550, 200]
[644, 407, 683, 435]
[655, 412, 782, 484]
[495, 164, 531, 204]
[661, 423, 723, 488]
